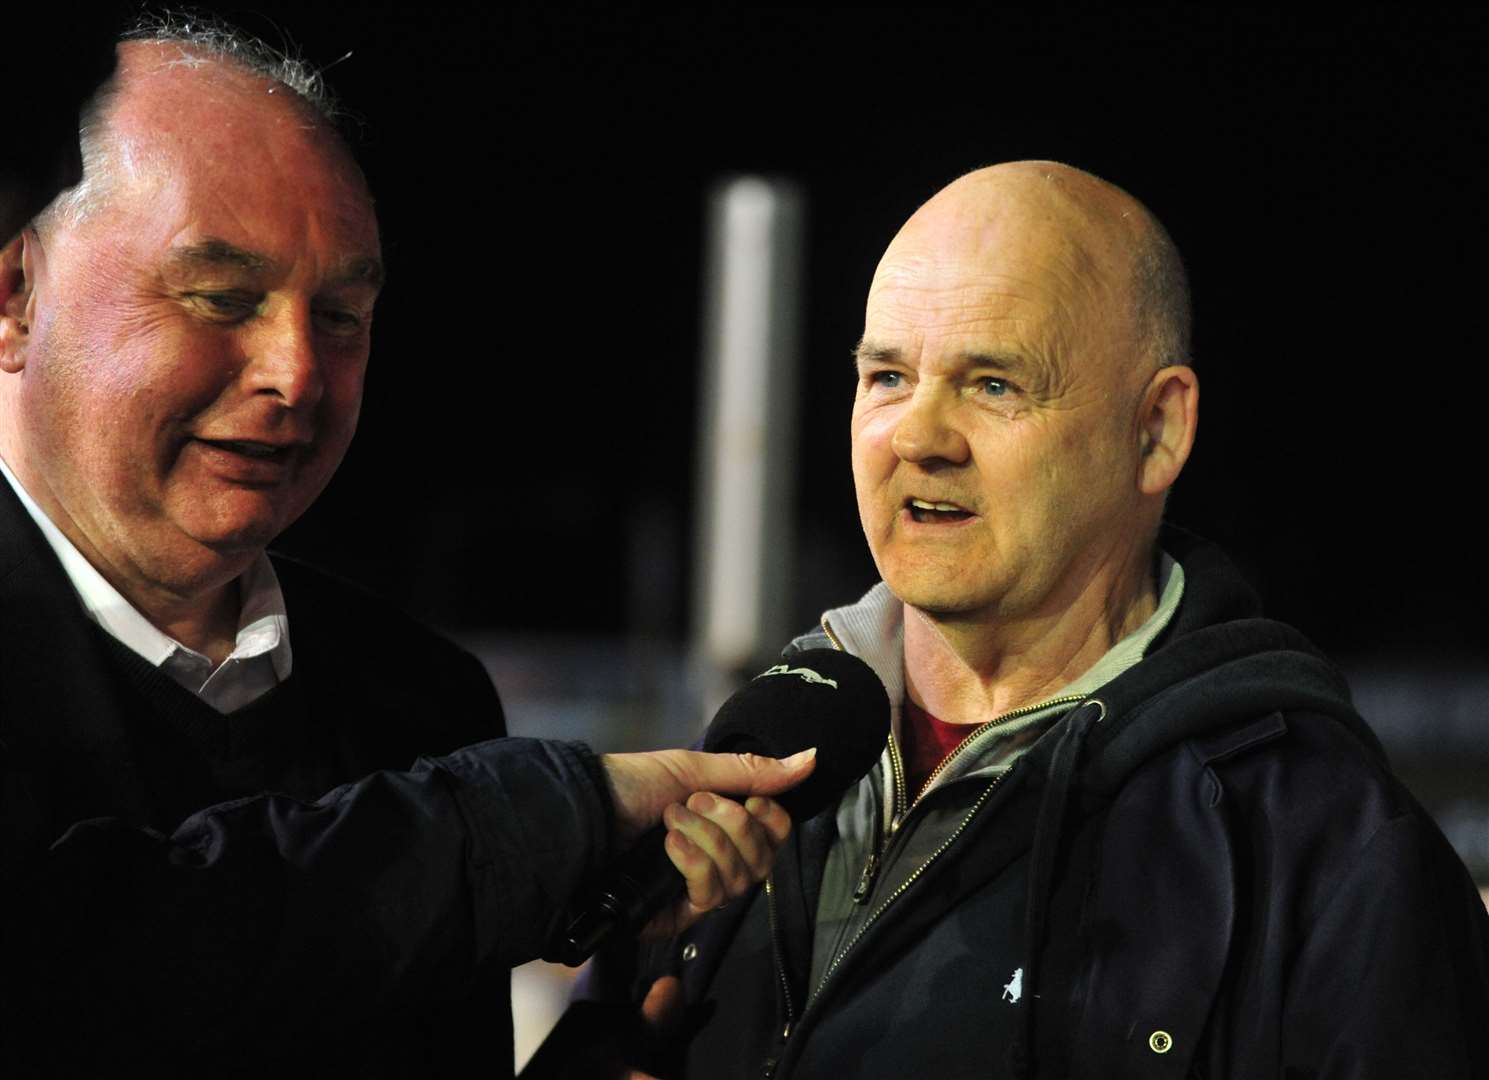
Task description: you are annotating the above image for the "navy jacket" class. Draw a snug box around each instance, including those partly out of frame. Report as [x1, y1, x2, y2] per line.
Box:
[584, 531, 1489, 1079]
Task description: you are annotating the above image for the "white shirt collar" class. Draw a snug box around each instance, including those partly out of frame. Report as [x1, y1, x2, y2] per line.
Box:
[0, 454, 293, 687]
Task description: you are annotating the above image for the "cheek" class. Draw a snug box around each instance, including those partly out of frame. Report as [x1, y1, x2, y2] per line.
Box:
[850, 424, 891, 534]
[1068, 414, 1133, 494]
[321, 357, 367, 435]
[971, 424, 1075, 536]
[850, 404, 898, 473]
[68, 302, 230, 408]
[1035, 421, 1131, 531]
[299, 361, 366, 481]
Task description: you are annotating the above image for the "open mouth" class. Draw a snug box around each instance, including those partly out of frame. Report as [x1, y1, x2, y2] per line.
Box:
[907, 497, 973, 524]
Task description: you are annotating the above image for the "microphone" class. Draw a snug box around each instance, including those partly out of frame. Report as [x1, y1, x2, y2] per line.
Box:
[556, 649, 890, 966]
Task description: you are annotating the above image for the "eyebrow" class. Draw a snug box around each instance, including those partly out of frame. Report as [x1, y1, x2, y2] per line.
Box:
[852, 337, 1032, 376]
[961, 350, 1031, 376]
[164, 238, 387, 290]
[338, 256, 387, 290]
[165, 238, 272, 275]
[852, 338, 896, 369]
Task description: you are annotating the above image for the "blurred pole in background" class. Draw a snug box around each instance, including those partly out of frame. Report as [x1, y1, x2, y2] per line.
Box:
[693, 177, 806, 714]
[507, 177, 808, 1071]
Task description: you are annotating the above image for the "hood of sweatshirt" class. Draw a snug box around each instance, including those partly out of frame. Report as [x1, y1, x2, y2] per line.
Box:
[1079, 526, 1377, 793]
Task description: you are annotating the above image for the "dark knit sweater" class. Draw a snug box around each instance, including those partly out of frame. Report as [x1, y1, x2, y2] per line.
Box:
[91, 625, 322, 831]
[0, 476, 522, 1077]
[4, 609, 512, 1078]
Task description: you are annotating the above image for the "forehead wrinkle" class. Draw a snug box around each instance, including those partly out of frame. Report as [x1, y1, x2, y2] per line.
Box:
[872, 238, 1080, 307]
[869, 266, 1071, 352]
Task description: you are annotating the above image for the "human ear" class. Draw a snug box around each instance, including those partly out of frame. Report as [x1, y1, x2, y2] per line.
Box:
[1136, 364, 1199, 496]
[0, 229, 40, 374]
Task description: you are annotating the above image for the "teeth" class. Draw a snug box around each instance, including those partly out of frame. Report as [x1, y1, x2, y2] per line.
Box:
[910, 498, 966, 513]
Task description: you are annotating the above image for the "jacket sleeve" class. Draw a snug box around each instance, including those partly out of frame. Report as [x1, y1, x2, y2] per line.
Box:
[1281, 811, 1489, 1079]
[5, 736, 614, 1056]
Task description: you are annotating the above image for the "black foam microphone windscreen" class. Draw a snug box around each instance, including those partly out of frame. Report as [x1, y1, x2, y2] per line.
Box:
[556, 649, 889, 965]
[700, 649, 891, 819]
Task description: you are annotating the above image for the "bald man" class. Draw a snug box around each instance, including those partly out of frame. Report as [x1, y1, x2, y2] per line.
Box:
[581, 164, 1489, 1079]
[0, 20, 811, 1078]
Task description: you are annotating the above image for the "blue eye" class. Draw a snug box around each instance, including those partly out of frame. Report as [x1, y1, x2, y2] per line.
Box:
[980, 377, 1009, 396]
[870, 371, 902, 388]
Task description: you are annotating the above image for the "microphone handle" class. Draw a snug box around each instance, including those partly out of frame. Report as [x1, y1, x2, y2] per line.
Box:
[558, 827, 679, 966]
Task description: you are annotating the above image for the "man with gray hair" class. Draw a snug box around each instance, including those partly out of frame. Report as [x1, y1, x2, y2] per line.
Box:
[583, 163, 1489, 1079]
[0, 18, 812, 1077]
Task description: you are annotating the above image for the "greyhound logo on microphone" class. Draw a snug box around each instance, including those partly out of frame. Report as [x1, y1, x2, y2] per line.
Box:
[758, 663, 839, 689]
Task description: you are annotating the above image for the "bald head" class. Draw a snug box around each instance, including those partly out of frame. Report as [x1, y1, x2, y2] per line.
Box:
[37, 19, 357, 238]
[877, 162, 1190, 379]
[851, 162, 1200, 627]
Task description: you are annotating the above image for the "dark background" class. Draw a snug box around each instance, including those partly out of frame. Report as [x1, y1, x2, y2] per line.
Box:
[117, 6, 1487, 665]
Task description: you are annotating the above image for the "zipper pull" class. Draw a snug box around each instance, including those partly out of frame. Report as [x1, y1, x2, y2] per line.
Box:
[852, 851, 880, 903]
[763, 1024, 791, 1077]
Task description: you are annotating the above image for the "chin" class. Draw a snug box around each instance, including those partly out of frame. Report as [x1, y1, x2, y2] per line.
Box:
[885, 578, 992, 620]
[173, 489, 305, 550]
[172, 513, 286, 562]
[878, 553, 995, 609]
[905, 597, 993, 622]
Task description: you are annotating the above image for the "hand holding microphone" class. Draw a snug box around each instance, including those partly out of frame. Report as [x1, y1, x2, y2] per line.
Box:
[568, 650, 891, 963]
[601, 746, 815, 940]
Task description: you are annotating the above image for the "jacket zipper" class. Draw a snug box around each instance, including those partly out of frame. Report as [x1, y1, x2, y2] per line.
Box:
[853, 692, 1090, 902]
[763, 771, 1005, 1077]
[769, 620, 1076, 1072]
[764, 876, 795, 1039]
[809, 772, 1005, 1009]
[913, 693, 1090, 805]
[885, 728, 909, 834]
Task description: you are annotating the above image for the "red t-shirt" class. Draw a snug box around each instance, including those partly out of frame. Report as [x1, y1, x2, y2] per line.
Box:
[900, 698, 979, 799]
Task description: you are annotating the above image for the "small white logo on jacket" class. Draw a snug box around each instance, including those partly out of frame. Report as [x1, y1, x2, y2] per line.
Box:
[1002, 968, 1023, 1004]
[758, 664, 839, 689]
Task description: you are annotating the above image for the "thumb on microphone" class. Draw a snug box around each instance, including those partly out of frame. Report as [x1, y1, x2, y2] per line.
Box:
[600, 746, 816, 849]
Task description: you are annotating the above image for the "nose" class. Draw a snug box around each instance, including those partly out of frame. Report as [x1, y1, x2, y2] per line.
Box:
[889, 386, 970, 466]
[242, 304, 324, 410]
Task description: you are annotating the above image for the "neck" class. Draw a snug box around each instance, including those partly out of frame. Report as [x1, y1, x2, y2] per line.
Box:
[903, 541, 1157, 724]
[71, 543, 245, 665]
[136, 580, 243, 666]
